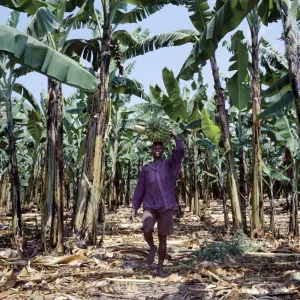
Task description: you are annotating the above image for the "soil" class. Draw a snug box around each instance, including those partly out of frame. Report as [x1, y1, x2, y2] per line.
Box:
[0, 199, 300, 299]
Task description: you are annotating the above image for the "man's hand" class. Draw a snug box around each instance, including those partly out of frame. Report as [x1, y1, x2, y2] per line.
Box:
[170, 128, 175, 137]
[129, 209, 137, 222]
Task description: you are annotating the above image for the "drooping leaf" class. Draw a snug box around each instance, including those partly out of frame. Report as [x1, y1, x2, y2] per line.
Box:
[179, 0, 259, 80]
[110, 77, 150, 101]
[6, 10, 20, 28]
[186, 0, 213, 33]
[262, 163, 291, 181]
[201, 109, 221, 145]
[112, 5, 164, 25]
[0, 25, 98, 92]
[258, 91, 293, 119]
[124, 0, 186, 5]
[226, 30, 250, 111]
[26, 7, 61, 39]
[0, 0, 49, 15]
[257, 0, 281, 25]
[13, 83, 41, 113]
[123, 30, 198, 60]
[260, 38, 288, 72]
[274, 115, 298, 153]
[261, 73, 291, 97]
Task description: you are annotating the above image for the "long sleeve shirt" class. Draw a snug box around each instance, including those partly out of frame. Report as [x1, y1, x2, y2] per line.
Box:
[132, 136, 184, 212]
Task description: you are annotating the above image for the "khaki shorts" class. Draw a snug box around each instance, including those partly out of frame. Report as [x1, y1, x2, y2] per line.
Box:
[142, 208, 174, 236]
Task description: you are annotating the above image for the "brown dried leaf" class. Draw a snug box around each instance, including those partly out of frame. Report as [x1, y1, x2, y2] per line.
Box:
[226, 288, 243, 300]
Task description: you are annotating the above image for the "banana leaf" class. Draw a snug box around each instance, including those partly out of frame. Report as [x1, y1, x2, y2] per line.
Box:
[123, 30, 198, 60]
[201, 109, 221, 145]
[26, 7, 60, 39]
[112, 5, 164, 25]
[187, 0, 213, 33]
[257, 0, 280, 25]
[124, 0, 186, 5]
[258, 91, 293, 119]
[261, 74, 291, 97]
[226, 30, 250, 111]
[179, 0, 259, 80]
[161, 68, 188, 121]
[0, 25, 98, 92]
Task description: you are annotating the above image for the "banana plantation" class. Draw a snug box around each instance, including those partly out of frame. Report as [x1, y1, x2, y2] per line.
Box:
[1, 0, 300, 299]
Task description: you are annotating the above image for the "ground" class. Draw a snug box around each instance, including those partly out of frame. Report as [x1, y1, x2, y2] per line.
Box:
[0, 200, 300, 299]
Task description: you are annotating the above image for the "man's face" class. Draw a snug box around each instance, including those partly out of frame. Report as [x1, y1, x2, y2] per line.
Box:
[152, 143, 164, 159]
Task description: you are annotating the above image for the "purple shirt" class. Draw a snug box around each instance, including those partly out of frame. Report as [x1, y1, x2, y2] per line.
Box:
[132, 136, 184, 212]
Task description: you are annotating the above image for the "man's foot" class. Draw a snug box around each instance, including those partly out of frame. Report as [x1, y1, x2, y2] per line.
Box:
[147, 245, 157, 266]
[157, 268, 168, 278]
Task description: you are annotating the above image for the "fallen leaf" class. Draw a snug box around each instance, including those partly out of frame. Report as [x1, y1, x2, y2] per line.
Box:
[227, 288, 243, 300]
[168, 273, 182, 283]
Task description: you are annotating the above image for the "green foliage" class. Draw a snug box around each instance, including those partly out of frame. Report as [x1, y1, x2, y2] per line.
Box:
[0, 25, 98, 92]
[196, 233, 264, 261]
[179, 0, 259, 80]
[201, 109, 221, 145]
[226, 30, 250, 111]
[186, 0, 213, 33]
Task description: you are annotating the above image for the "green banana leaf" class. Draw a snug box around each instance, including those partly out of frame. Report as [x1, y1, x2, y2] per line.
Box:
[124, 0, 186, 5]
[0, 25, 98, 92]
[201, 109, 221, 145]
[257, 0, 281, 25]
[13, 83, 41, 112]
[258, 91, 293, 119]
[161, 68, 188, 121]
[226, 30, 250, 111]
[187, 108, 201, 131]
[274, 115, 299, 153]
[0, 0, 51, 15]
[262, 163, 291, 181]
[112, 5, 164, 25]
[187, 0, 213, 33]
[261, 74, 291, 97]
[122, 30, 199, 60]
[260, 38, 288, 72]
[26, 7, 60, 39]
[179, 0, 259, 80]
[110, 76, 150, 101]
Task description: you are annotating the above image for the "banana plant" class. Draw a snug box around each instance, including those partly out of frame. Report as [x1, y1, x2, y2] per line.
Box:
[176, 0, 245, 229]
[262, 162, 290, 235]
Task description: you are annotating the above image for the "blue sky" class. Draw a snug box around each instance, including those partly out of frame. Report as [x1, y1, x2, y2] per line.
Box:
[0, 2, 285, 105]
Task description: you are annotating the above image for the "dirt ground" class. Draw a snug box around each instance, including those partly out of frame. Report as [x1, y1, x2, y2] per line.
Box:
[0, 200, 300, 299]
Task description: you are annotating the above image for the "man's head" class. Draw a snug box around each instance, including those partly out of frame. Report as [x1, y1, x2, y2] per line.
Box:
[152, 142, 164, 159]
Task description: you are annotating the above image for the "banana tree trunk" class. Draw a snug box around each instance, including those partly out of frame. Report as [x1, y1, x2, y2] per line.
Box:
[250, 25, 264, 238]
[125, 161, 131, 206]
[74, 14, 111, 243]
[108, 138, 118, 209]
[209, 55, 242, 230]
[24, 151, 38, 206]
[203, 150, 212, 208]
[43, 78, 64, 253]
[4, 83, 22, 239]
[289, 159, 299, 236]
[269, 180, 275, 236]
[217, 148, 229, 229]
[193, 134, 199, 216]
[0, 169, 8, 208]
[277, 0, 300, 135]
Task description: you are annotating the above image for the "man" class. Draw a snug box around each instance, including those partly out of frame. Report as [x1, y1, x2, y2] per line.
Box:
[129, 129, 184, 277]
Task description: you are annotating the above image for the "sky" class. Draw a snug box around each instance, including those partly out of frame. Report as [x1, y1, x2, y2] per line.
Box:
[0, 2, 285, 106]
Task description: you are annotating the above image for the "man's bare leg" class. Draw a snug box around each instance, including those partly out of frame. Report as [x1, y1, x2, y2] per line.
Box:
[157, 234, 168, 277]
[144, 231, 157, 265]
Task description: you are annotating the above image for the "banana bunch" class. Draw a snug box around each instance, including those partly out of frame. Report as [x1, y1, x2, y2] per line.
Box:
[110, 40, 123, 75]
[144, 117, 170, 143]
